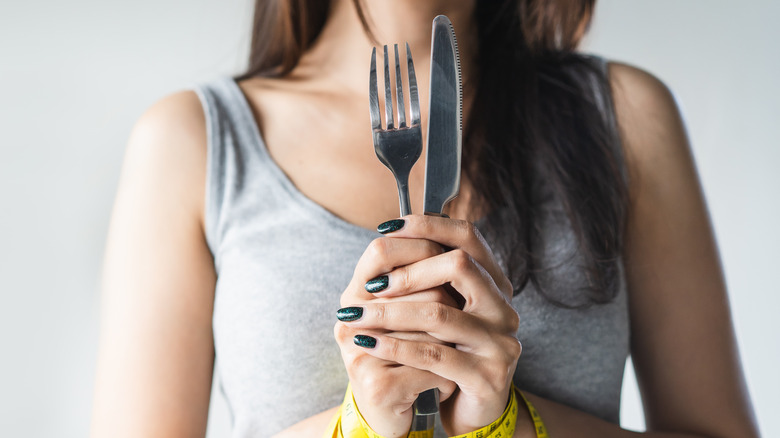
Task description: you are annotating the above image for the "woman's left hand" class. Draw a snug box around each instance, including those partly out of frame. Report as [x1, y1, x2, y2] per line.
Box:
[342, 214, 522, 435]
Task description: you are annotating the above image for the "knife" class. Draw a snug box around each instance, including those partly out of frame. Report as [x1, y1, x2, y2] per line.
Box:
[423, 15, 462, 217]
[412, 14, 463, 426]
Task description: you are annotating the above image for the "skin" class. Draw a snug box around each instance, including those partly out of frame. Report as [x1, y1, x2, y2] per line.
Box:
[333, 216, 524, 436]
[90, 1, 760, 437]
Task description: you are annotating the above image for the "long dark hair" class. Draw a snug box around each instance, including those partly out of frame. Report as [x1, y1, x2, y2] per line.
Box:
[236, 0, 629, 307]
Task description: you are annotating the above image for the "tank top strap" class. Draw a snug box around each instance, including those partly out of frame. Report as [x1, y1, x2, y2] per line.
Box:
[583, 54, 628, 184]
[192, 76, 271, 263]
[591, 57, 619, 133]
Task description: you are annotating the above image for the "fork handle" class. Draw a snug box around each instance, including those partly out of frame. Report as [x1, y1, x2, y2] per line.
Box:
[394, 176, 440, 425]
[395, 178, 412, 217]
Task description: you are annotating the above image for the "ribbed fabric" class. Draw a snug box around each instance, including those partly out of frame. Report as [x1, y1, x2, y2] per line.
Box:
[193, 56, 629, 437]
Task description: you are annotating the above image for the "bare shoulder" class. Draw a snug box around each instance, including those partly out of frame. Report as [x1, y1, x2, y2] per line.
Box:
[605, 61, 691, 192]
[128, 89, 206, 161]
[606, 61, 679, 129]
[122, 90, 207, 222]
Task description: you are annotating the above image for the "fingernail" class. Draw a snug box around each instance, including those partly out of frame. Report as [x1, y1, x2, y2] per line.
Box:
[337, 307, 363, 322]
[365, 275, 389, 293]
[354, 334, 377, 348]
[377, 219, 405, 234]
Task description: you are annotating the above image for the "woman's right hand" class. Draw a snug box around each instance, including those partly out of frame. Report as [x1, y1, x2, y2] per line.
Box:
[334, 235, 459, 437]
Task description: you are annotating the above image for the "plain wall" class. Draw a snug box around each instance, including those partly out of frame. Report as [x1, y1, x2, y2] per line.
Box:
[0, 1, 777, 437]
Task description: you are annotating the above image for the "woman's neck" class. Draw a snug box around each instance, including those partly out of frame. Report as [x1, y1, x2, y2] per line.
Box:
[295, 0, 478, 97]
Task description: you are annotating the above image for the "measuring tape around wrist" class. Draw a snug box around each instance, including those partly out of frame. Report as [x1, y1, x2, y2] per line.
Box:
[337, 383, 434, 438]
[448, 385, 518, 438]
[328, 383, 548, 438]
[338, 383, 370, 438]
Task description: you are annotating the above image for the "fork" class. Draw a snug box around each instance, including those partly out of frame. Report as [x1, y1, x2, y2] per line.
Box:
[369, 43, 440, 425]
[369, 43, 422, 217]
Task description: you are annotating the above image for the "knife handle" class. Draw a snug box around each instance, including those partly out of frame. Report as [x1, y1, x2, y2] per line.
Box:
[408, 213, 450, 426]
[410, 388, 439, 430]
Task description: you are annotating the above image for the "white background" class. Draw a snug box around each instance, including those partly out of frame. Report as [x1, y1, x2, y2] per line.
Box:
[0, 1, 777, 436]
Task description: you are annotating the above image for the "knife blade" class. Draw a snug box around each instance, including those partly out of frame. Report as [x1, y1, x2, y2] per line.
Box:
[412, 14, 463, 425]
[423, 14, 462, 217]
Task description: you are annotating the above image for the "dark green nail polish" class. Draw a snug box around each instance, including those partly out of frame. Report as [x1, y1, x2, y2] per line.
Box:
[354, 334, 377, 348]
[377, 219, 405, 234]
[365, 275, 389, 293]
[337, 307, 363, 322]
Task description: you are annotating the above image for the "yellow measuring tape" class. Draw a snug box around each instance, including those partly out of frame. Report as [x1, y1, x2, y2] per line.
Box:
[325, 383, 547, 438]
[519, 391, 549, 438]
[448, 385, 518, 438]
[326, 383, 434, 438]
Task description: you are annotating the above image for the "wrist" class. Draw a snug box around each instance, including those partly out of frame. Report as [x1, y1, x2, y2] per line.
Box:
[347, 383, 413, 438]
[441, 385, 513, 437]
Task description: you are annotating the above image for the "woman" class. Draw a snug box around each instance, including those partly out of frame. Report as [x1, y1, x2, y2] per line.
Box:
[90, 0, 760, 437]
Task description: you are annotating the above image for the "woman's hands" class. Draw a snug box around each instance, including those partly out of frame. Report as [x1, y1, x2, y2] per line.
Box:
[334, 229, 460, 437]
[334, 215, 522, 436]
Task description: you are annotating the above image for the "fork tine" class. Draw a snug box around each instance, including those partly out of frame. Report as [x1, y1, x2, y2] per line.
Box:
[406, 42, 421, 126]
[394, 44, 406, 128]
[383, 45, 394, 130]
[369, 47, 381, 130]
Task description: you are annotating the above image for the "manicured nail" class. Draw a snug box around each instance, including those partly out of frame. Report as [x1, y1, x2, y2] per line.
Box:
[377, 219, 405, 234]
[354, 335, 377, 348]
[365, 275, 389, 293]
[337, 307, 363, 322]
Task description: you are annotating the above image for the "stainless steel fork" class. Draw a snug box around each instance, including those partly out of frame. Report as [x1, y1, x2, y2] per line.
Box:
[369, 43, 422, 217]
[369, 43, 440, 427]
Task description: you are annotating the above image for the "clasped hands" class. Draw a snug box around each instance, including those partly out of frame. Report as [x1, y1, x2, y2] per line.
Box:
[334, 215, 522, 437]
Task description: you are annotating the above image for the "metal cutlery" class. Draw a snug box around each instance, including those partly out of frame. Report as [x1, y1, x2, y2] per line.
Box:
[366, 14, 463, 431]
[369, 43, 423, 217]
[423, 15, 462, 218]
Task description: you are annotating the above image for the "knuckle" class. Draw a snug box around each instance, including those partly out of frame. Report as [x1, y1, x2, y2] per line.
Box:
[419, 344, 444, 366]
[418, 215, 436, 235]
[467, 220, 480, 239]
[497, 334, 522, 362]
[385, 337, 401, 360]
[370, 303, 386, 323]
[449, 249, 474, 273]
[497, 276, 514, 298]
[367, 237, 388, 256]
[509, 337, 523, 360]
[505, 306, 521, 333]
[396, 266, 414, 291]
[366, 238, 391, 268]
[349, 352, 372, 370]
[340, 284, 364, 307]
[456, 219, 477, 240]
[423, 302, 449, 325]
[333, 322, 349, 342]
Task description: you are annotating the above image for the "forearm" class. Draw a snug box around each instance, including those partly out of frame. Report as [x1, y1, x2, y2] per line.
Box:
[516, 392, 751, 438]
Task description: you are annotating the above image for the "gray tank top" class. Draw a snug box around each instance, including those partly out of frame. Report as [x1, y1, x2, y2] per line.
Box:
[193, 57, 629, 437]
